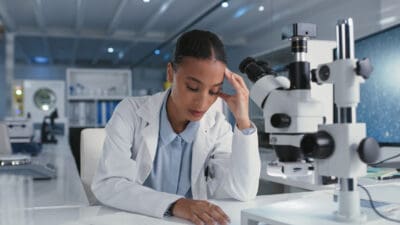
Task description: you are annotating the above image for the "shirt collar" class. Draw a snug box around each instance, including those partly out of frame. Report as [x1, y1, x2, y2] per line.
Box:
[159, 90, 200, 145]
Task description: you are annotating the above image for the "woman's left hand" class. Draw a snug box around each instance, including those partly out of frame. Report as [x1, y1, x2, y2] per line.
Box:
[218, 68, 251, 130]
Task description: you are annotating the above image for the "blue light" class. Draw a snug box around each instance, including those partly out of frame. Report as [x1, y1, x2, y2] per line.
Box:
[163, 53, 171, 61]
[33, 56, 49, 64]
[234, 6, 250, 18]
[154, 49, 161, 55]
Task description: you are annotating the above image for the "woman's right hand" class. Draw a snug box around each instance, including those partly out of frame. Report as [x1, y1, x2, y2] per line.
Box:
[172, 198, 230, 225]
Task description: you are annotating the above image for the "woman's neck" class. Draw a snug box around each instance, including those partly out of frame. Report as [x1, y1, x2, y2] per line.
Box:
[166, 96, 189, 134]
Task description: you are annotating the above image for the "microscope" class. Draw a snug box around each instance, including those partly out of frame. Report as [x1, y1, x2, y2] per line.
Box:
[41, 109, 58, 144]
[239, 23, 326, 178]
[241, 18, 380, 222]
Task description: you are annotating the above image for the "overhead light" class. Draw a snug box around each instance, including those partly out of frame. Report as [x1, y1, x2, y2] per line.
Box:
[379, 16, 396, 26]
[107, 47, 114, 53]
[42, 104, 49, 111]
[163, 53, 171, 61]
[234, 6, 250, 18]
[154, 49, 161, 55]
[221, 1, 229, 8]
[143, 0, 150, 3]
[15, 89, 22, 96]
[118, 52, 124, 59]
[258, 5, 265, 12]
[33, 56, 49, 64]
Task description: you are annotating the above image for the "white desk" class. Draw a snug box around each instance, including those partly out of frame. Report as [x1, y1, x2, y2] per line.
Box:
[0, 136, 89, 209]
[242, 183, 400, 225]
[0, 193, 311, 225]
[3, 183, 399, 225]
[31, 137, 88, 208]
[259, 148, 400, 192]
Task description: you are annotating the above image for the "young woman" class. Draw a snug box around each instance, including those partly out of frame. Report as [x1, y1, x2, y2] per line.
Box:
[92, 30, 261, 225]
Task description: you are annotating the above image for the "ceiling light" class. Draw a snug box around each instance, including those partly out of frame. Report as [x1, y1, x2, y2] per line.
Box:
[107, 47, 114, 53]
[234, 6, 250, 18]
[163, 53, 171, 61]
[221, 1, 229, 8]
[143, 0, 150, 3]
[15, 89, 22, 96]
[154, 49, 161, 55]
[258, 5, 264, 12]
[33, 56, 49, 64]
[42, 104, 49, 111]
[379, 16, 396, 26]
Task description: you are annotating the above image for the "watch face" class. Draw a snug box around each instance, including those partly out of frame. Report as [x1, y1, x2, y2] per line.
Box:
[33, 88, 57, 112]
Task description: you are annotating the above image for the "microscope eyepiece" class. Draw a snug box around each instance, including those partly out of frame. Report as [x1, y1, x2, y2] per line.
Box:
[239, 57, 275, 83]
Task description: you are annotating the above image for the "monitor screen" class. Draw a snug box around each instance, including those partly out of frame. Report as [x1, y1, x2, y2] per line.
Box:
[355, 24, 400, 146]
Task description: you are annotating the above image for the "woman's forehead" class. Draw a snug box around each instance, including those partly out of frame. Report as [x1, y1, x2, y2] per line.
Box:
[177, 58, 225, 84]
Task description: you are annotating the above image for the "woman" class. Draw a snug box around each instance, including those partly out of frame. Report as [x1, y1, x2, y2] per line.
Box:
[92, 30, 261, 225]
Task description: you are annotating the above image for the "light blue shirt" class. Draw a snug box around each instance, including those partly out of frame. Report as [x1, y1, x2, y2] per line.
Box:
[143, 93, 199, 198]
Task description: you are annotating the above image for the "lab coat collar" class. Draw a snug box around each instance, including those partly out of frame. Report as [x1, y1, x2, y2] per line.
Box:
[136, 89, 217, 189]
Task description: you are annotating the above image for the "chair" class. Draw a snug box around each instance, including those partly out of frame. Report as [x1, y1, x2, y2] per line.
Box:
[80, 128, 106, 205]
[0, 123, 12, 155]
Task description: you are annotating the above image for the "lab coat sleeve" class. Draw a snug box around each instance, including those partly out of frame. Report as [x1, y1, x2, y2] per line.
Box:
[91, 99, 181, 218]
[207, 116, 261, 201]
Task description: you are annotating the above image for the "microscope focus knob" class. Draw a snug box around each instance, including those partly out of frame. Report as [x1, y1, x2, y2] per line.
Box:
[270, 114, 291, 128]
[358, 137, 380, 164]
[301, 131, 334, 159]
[356, 58, 373, 79]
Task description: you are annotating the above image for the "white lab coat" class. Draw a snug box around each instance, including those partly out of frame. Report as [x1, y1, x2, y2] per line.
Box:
[91, 90, 261, 218]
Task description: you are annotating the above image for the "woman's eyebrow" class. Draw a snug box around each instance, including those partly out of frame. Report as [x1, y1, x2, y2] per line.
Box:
[186, 76, 223, 87]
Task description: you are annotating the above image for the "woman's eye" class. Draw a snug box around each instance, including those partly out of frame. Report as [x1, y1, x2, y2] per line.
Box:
[209, 89, 221, 96]
[187, 86, 199, 92]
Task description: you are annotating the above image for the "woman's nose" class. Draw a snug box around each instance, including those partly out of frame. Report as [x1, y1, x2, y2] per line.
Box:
[195, 92, 213, 109]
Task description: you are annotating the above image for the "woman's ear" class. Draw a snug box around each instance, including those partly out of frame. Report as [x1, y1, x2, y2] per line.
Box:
[167, 62, 174, 83]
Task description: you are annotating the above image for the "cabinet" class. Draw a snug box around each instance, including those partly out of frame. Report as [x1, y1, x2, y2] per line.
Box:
[66, 68, 132, 128]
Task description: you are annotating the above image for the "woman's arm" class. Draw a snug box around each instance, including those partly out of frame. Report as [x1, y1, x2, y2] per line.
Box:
[91, 99, 181, 218]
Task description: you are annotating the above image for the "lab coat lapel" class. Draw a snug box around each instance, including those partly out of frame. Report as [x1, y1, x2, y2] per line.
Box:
[136, 91, 166, 182]
[191, 113, 214, 197]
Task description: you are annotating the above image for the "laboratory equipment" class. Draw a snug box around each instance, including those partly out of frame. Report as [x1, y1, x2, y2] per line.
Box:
[242, 18, 382, 224]
[4, 115, 34, 143]
[239, 23, 325, 178]
[305, 17, 379, 222]
[41, 109, 59, 144]
[23, 80, 65, 124]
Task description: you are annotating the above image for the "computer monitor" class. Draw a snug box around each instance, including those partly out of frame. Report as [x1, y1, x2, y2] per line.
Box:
[355, 24, 400, 146]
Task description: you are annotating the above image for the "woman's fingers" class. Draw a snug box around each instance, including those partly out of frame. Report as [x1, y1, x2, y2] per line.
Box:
[225, 68, 242, 91]
[225, 68, 248, 94]
[209, 205, 230, 225]
[173, 199, 230, 225]
[218, 92, 231, 102]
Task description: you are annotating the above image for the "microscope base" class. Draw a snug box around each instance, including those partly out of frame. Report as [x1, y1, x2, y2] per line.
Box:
[241, 191, 392, 225]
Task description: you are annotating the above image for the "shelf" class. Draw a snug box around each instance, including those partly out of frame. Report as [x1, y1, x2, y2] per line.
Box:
[66, 68, 132, 128]
[68, 96, 127, 101]
[69, 124, 102, 128]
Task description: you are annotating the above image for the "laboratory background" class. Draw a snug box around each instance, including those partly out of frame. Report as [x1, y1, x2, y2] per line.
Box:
[1, 0, 400, 225]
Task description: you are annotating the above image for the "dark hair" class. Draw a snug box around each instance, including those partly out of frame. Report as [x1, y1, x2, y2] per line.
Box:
[172, 30, 227, 70]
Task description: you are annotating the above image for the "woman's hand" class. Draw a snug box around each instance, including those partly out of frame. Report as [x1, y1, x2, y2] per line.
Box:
[218, 68, 251, 130]
[172, 198, 230, 225]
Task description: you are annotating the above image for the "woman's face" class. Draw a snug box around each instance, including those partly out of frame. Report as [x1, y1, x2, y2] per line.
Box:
[167, 57, 225, 122]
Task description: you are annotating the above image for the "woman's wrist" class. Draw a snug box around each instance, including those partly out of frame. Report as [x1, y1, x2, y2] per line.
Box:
[236, 118, 251, 130]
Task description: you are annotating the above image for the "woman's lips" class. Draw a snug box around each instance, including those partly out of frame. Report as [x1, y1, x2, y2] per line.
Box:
[189, 110, 205, 117]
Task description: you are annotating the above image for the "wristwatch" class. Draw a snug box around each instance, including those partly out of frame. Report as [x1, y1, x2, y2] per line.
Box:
[164, 201, 177, 217]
